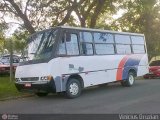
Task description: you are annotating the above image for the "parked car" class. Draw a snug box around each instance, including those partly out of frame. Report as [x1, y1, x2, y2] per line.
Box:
[0, 54, 19, 66]
[143, 60, 160, 79]
[0, 55, 19, 74]
[0, 61, 10, 74]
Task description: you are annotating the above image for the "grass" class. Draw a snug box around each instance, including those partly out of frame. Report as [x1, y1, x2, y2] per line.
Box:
[0, 75, 29, 100]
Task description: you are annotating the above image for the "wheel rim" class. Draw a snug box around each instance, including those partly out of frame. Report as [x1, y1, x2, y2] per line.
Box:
[129, 74, 134, 85]
[69, 83, 79, 95]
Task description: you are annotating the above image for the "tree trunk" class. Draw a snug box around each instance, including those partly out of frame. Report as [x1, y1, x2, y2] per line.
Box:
[7, 0, 35, 34]
[9, 40, 13, 82]
[90, 0, 105, 28]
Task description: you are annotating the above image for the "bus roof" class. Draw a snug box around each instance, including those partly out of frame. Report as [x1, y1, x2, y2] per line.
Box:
[59, 26, 144, 36]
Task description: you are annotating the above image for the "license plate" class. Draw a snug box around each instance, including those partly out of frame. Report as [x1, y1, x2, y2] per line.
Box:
[24, 83, 31, 87]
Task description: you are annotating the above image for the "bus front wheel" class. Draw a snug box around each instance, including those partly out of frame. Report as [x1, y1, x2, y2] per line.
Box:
[65, 78, 82, 99]
[121, 72, 135, 87]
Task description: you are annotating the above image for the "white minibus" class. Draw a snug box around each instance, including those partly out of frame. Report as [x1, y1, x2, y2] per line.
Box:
[15, 26, 149, 98]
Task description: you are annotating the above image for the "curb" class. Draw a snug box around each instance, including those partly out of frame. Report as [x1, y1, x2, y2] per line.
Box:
[0, 94, 34, 101]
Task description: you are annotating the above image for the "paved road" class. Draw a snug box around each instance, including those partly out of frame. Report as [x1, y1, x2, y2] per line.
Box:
[0, 79, 160, 114]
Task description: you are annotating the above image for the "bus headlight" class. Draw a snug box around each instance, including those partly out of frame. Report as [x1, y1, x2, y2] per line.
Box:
[40, 75, 53, 81]
[40, 76, 47, 80]
[15, 78, 20, 82]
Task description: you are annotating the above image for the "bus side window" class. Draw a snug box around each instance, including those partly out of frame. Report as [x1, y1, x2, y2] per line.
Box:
[116, 44, 131, 54]
[115, 34, 131, 54]
[132, 45, 145, 54]
[95, 44, 115, 55]
[94, 32, 115, 55]
[80, 32, 94, 55]
[81, 43, 93, 55]
[131, 36, 145, 54]
[131, 36, 144, 45]
[58, 34, 66, 55]
[66, 34, 79, 55]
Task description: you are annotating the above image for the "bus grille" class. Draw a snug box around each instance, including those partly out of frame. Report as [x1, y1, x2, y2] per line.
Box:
[21, 77, 39, 81]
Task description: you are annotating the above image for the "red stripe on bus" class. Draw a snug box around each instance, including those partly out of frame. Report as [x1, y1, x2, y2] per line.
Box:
[116, 55, 129, 81]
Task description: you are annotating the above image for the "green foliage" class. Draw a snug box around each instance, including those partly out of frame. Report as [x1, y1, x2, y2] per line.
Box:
[0, 26, 29, 56]
[110, 0, 160, 60]
[0, 23, 8, 54]
[0, 34, 5, 54]
[10, 30, 29, 56]
[0, 75, 28, 99]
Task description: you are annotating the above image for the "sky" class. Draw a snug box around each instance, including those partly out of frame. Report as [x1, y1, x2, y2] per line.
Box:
[113, 9, 125, 19]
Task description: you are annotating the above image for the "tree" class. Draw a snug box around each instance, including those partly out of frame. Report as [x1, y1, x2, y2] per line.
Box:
[0, 22, 8, 54]
[0, 0, 121, 34]
[110, 0, 160, 60]
[0, 0, 84, 34]
[11, 29, 29, 56]
[0, 32, 5, 54]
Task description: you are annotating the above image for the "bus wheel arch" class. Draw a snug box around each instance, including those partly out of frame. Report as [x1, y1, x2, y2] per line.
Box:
[67, 74, 84, 89]
[121, 69, 137, 87]
[65, 74, 84, 98]
[128, 69, 137, 77]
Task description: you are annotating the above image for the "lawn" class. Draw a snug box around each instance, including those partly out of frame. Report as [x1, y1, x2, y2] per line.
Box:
[0, 75, 29, 100]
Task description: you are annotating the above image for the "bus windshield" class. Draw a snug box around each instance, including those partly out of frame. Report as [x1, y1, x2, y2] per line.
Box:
[27, 29, 57, 60]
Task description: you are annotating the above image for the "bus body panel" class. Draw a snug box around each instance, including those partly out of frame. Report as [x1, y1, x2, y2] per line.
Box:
[137, 54, 149, 76]
[58, 55, 120, 88]
[57, 54, 148, 88]
[15, 63, 50, 78]
[47, 58, 62, 92]
[15, 58, 63, 92]
[15, 26, 149, 95]
[15, 53, 148, 92]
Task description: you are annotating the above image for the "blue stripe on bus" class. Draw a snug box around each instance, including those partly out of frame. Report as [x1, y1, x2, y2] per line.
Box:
[122, 54, 144, 80]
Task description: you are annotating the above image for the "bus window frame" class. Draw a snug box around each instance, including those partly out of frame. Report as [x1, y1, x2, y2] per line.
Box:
[56, 29, 80, 57]
[19, 28, 61, 66]
[79, 30, 95, 56]
[94, 43, 115, 55]
[56, 28, 147, 57]
[130, 35, 146, 54]
[93, 31, 115, 55]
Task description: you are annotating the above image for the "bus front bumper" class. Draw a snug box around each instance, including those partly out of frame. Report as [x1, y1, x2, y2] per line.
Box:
[15, 80, 56, 93]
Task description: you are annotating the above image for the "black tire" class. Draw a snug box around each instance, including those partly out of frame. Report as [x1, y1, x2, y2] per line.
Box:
[36, 92, 48, 97]
[121, 72, 135, 87]
[65, 78, 82, 99]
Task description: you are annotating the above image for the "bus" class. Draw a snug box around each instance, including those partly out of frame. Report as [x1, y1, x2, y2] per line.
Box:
[15, 26, 149, 98]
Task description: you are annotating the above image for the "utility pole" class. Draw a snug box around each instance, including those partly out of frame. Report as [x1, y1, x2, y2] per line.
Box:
[10, 39, 13, 82]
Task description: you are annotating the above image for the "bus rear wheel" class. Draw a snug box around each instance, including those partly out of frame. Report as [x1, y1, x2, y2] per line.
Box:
[121, 72, 135, 87]
[35, 92, 48, 97]
[65, 78, 82, 99]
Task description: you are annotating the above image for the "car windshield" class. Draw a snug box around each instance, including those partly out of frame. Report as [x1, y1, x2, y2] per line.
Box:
[0, 57, 9, 64]
[150, 60, 160, 66]
[27, 29, 57, 60]
[0, 56, 19, 65]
